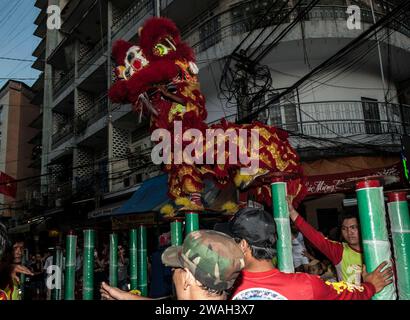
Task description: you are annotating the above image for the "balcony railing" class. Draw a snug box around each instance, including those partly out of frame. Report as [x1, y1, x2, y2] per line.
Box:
[53, 67, 74, 99]
[209, 101, 409, 145]
[259, 100, 410, 140]
[78, 36, 108, 76]
[111, 0, 153, 39]
[182, 4, 410, 54]
[75, 95, 108, 134]
[52, 122, 74, 147]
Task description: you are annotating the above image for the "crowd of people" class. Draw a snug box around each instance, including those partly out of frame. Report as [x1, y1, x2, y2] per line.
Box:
[1, 202, 394, 300]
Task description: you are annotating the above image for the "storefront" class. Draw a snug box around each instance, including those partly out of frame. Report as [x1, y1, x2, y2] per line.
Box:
[300, 155, 406, 231]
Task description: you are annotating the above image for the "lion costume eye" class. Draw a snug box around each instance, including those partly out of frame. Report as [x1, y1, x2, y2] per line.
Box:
[127, 52, 135, 62]
[154, 43, 169, 56]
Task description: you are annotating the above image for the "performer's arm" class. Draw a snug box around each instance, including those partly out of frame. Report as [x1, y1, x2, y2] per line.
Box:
[310, 261, 393, 300]
[310, 275, 375, 300]
[288, 201, 343, 265]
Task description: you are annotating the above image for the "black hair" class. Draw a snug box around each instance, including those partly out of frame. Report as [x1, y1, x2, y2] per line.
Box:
[10, 234, 25, 245]
[234, 237, 276, 260]
[339, 212, 359, 226]
[0, 244, 14, 290]
[249, 243, 276, 260]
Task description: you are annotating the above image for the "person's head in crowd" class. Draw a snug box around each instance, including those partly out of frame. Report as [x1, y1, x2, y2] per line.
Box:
[339, 211, 361, 248]
[307, 259, 323, 275]
[11, 236, 24, 264]
[161, 230, 245, 300]
[225, 207, 277, 269]
[35, 253, 42, 262]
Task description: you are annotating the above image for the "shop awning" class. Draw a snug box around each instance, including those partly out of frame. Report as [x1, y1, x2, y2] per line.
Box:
[88, 200, 127, 219]
[305, 162, 403, 195]
[113, 174, 170, 215]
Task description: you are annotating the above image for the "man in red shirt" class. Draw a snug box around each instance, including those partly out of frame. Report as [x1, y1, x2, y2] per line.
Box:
[288, 200, 364, 285]
[223, 207, 393, 300]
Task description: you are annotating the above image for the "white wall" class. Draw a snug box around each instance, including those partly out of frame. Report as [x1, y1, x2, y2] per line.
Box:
[267, 60, 399, 104]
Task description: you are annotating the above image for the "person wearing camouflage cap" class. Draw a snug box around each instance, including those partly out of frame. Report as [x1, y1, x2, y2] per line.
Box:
[100, 230, 244, 300]
[161, 230, 245, 300]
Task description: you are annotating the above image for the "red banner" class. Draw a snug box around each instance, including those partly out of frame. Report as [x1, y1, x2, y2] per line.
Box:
[0, 171, 17, 198]
[305, 163, 403, 195]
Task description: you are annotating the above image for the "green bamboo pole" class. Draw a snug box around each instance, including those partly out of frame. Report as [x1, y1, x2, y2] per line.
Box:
[387, 192, 410, 300]
[185, 212, 199, 236]
[356, 180, 396, 300]
[137, 225, 147, 296]
[129, 229, 138, 291]
[20, 249, 28, 300]
[109, 233, 118, 287]
[271, 181, 294, 273]
[64, 234, 77, 300]
[82, 230, 95, 300]
[171, 220, 183, 246]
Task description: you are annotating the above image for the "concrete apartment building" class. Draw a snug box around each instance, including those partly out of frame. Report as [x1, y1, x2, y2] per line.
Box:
[0, 80, 41, 224]
[31, 0, 410, 232]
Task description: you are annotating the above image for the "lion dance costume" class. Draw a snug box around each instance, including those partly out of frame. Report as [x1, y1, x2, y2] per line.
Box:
[108, 17, 306, 215]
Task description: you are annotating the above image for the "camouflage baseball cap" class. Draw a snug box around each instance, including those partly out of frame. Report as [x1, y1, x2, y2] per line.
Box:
[161, 230, 245, 291]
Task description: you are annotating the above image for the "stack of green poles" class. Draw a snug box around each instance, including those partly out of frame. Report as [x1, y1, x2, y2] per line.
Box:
[271, 181, 294, 273]
[137, 225, 147, 296]
[387, 192, 410, 300]
[129, 229, 138, 291]
[356, 180, 397, 300]
[82, 230, 95, 300]
[109, 233, 118, 287]
[171, 220, 183, 246]
[64, 233, 77, 300]
[185, 212, 199, 236]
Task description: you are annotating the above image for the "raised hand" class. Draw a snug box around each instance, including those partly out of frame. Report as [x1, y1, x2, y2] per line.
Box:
[362, 261, 394, 293]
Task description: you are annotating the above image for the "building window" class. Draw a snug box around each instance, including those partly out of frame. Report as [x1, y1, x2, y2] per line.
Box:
[266, 93, 282, 127]
[282, 92, 299, 133]
[361, 97, 381, 134]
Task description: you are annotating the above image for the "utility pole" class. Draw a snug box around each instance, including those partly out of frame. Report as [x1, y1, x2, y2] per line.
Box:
[155, 0, 161, 17]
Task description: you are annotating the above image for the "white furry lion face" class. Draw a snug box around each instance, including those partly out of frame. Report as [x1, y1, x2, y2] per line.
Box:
[121, 46, 149, 80]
